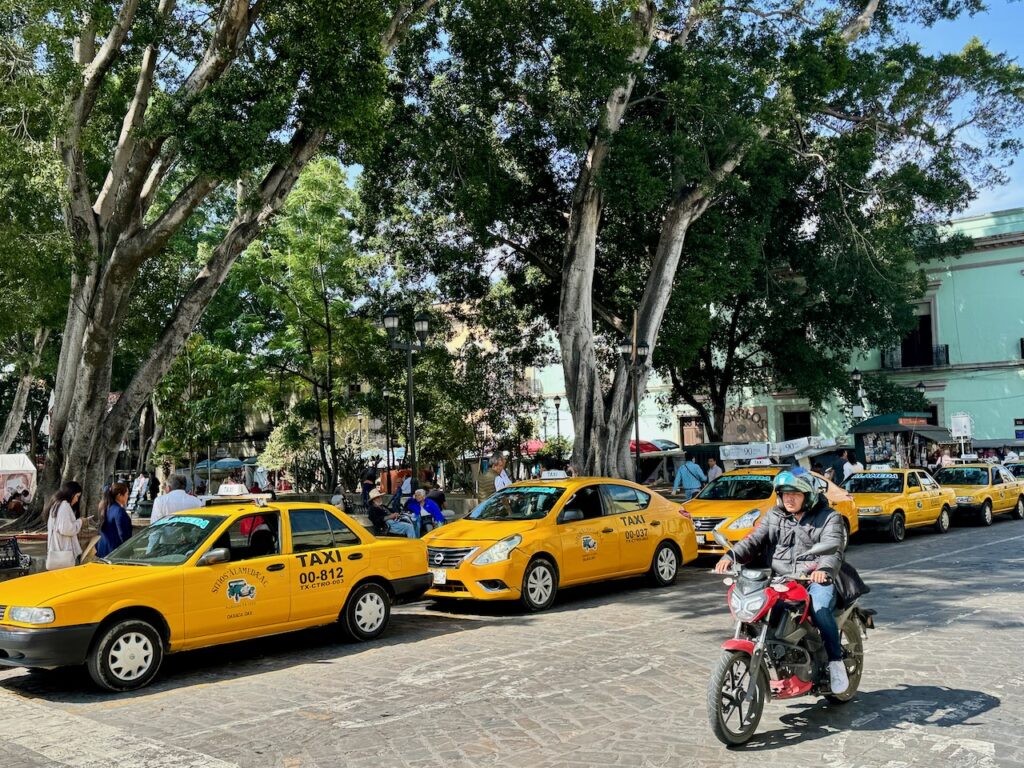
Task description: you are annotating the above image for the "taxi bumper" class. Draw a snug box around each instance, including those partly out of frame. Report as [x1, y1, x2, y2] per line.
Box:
[0, 623, 98, 669]
[856, 512, 895, 528]
[424, 558, 523, 601]
[392, 573, 433, 604]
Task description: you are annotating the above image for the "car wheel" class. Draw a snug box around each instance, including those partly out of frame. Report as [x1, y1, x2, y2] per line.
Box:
[86, 619, 164, 692]
[648, 542, 679, 587]
[888, 511, 906, 543]
[933, 505, 951, 534]
[979, 501, 994, 526]
[520, 557, 558, 612]
[341, 582, 391, 641]
[841, 519, 851, 549]
[1011, 497, 1024, 521]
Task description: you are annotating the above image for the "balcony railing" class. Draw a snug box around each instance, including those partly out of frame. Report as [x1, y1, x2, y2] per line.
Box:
[881, 344, 949, 369]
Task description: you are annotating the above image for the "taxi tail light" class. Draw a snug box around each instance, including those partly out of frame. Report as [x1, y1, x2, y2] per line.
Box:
[678, 505, 691, 519]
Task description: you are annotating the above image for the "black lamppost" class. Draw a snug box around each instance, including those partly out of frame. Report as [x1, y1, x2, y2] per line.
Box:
[382, 388, 393, 493]
[553, 395, 562, 441]
[619, 336, 650, 482]
[915, 381, 926, 396]
[355, 410, 364, 448]
[851, 368, 865, 422]
[384, 309, 430, 484]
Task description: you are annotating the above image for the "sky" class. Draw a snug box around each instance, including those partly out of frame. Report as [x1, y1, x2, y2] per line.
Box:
[910, 1, 1024, 216]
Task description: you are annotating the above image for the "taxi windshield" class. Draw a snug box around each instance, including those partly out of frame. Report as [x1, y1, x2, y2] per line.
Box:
[106, 515, 225, 565]
[1007, 464, 1024, 478]
[935, 467, 989, 486]
[842, 474, 903, 494]
[469, 487, 566, 521]
[696, 475, 774, 501]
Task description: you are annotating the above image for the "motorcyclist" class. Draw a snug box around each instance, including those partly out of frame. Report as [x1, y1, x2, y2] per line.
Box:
[713, 469, 849, 694]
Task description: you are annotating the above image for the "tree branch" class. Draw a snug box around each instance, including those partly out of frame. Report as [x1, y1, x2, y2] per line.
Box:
[841, 0, 880, 43]
[381, 0, 438, 56]
[76, 0, 141, 129]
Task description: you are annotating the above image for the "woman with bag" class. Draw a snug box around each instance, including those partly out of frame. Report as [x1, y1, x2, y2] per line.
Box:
[95, 482, 132, 558]
[46, 481, 83, 570]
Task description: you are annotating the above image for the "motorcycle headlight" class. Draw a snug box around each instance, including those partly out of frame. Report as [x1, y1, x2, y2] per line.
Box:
[859, 506, 883, 514]
[727, 509, 762, 530]
[473, 535, 522, 565]
[728, 590, 767, 622]
[8, 607, 55, 625]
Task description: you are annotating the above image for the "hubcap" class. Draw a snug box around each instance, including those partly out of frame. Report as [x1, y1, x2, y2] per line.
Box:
[528, 565, 553, 605]
[108, 632, 154, 681]
[1017, 500, 1023, 516]
[719, 658, 758, 733]
[941, 510, 949, 529]
[355, 592, 386, 633]
[657, 548, 677, 581]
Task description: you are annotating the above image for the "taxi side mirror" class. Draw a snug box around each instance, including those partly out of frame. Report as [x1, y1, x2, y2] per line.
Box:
[197, 547, 230, 566]
[559, 508, 584, 523]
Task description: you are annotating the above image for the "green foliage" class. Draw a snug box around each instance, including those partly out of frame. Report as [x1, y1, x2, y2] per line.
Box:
[839, 373, 931, 422]
[536, 435, 571, 462]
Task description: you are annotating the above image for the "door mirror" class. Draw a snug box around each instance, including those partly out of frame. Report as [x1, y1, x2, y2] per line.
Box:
[559, 508, 584, 523]
[197, 547, 230, 566]
[712, 530, 732, 550]
[805, 541, 839, 557]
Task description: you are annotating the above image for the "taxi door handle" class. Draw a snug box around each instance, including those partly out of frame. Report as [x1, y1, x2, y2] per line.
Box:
[266, 563, 285, 572]
[348, 552, 364, 560]
[650, 520, 661, 526]
[602, 528, 614, 534]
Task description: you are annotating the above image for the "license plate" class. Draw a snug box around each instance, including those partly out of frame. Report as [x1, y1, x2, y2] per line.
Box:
[430, 568, 447, 585]
[698, 533, 709, 544]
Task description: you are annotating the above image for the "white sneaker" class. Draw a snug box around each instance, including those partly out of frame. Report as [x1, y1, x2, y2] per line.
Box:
[828, 660, 850, 694]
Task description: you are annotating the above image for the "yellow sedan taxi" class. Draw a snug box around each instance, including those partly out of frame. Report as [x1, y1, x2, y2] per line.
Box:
[841, 468, 956, 542]
[933, 464, 1024, 526]
[0, 499, 430, 691]
[685, 466, 859, 556]
[421, 478, 698, 611]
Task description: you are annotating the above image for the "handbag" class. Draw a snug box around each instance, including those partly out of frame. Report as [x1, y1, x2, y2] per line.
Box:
[46, 550, 76, 570]
[833, 560, 870, 606]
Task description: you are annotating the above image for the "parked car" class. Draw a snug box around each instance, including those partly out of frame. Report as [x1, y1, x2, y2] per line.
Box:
[842, 468, 956, 542]
[933, 464, 1024, 525]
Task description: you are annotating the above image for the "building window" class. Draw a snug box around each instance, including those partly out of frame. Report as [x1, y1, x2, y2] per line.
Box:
[901, 306, 934, 367]
[679, 416, 704, 446]
[782, 411, 812, 440]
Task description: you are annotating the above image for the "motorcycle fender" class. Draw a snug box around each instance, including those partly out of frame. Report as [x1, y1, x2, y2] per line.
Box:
[722, 639, 756, 655]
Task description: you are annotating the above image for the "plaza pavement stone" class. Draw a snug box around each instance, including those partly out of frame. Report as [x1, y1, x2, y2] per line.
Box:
[1, 523, 1024, 766]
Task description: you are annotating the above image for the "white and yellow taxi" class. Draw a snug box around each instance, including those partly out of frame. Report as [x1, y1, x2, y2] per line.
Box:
[842, 468, 957, 542]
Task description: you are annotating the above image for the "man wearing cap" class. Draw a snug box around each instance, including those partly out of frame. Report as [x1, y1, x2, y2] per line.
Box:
[367, 488, 416, 538]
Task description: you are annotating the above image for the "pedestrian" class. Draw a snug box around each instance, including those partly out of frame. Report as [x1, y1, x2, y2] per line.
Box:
[151, 474, 202, 523]
[367, 489, 416, 538]
[46, 480, 83, 570]
[672, 452, 707, 500]
[1005, 448, 1020, 463]
[706, 456, 724, 483]
[361, 469, 377, 505]
[479, 453, 510, 498]
[939, 449, 954, 468]
[842, 452, 864, 482]
[425, 478, 447, 510]
[96, 482, 133, 558]
[406, 488, 445, 535]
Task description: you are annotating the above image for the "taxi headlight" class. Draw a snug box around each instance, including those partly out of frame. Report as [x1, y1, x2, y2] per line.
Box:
[727, 509, 762, 530]
[859, 506, 883, 514]
[9, 607, 55, 625]
[728, 590, 767, 622]
[474, 535, 522, 565]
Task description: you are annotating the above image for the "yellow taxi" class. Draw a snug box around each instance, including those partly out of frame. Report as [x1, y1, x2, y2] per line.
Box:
[933, 463, 1024, 525]
[841, 468, 957, 542]
[421, 478, 698, 611]
[685, 466, 858, 556]
[0, 499, 430, 691]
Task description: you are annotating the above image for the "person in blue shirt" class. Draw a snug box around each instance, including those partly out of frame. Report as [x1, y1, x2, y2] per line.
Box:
[672, 452, 707, 500]
[96, 482, 134, 557]
[405, 488, 445, 536]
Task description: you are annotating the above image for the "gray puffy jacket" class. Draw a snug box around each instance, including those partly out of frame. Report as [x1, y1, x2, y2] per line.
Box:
[728, 497, 846, 577]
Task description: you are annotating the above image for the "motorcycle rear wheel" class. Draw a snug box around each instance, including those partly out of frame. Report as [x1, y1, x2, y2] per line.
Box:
[826, 616, 865, 704]
[707, 650, 769, 746]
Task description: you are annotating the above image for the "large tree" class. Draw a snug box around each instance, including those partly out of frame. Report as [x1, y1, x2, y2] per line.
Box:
[364, 0, 1023, 477]
[7, 0, 437, 505]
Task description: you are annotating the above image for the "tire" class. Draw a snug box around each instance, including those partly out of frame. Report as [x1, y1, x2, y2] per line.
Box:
[520, 557, 558, 612]
[979, 501, 994, 526]
[707, 650, 769, 747]
[648, 542, 679, 587]
[1010, 497, 1024, 521]
[933, 505, 951, 534]
[826, 616, 865, 704]
[340, 582, 391, 641]
[86, 619, 164, 692]
[841, 519, 851, 549]
[888, 511, 906, 543]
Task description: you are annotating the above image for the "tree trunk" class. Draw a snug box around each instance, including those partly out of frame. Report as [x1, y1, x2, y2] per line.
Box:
[0, 329, 50, 453]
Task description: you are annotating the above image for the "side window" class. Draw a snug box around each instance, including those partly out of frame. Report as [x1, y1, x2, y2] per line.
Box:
[211, 512, 280, 561]
[906, 473, 921, 489]
[563, 486, 605, 520]
[918, 473, 936, 489]
[991, 470, 1002, 486]
[810, 475, 828, 494]
[602, 484, 651, 515]
[328, 514, 362, 547]
[289, 509, 335, 553]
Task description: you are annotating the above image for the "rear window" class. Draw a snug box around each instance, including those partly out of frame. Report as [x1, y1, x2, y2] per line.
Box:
[602, 485, 651, 514]
[696, 475, 774, 501]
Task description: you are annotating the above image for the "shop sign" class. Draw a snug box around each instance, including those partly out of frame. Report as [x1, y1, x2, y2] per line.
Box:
[898, 416, 928, 426]
[720, 442, 771, 461]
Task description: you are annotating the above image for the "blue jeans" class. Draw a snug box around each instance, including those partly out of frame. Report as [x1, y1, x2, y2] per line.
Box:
[808, 582, 843, 661]
[386, 520, 416, 539]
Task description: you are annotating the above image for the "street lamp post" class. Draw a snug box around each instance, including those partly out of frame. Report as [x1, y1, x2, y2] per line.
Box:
[382, 388, 393, 493]
[619, 334, 650, 482]
[915, 381, 926, 396]
[851, 368, 865, 421]
[384, 309, 430, 485]
[553, 395, 561, 441]
[355, 410, 364, 448]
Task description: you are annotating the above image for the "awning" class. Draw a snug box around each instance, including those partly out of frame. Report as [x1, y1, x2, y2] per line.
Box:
[973, 438, 1024, 449]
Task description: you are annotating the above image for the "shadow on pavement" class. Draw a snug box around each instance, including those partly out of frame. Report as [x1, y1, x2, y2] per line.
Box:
[736, 684, 1000, 752]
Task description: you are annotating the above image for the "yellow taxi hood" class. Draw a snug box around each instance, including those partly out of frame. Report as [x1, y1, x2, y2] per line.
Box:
[684, 498, 771, 521]
[850, 493, 900, 506]
[427, 518, 541, 544]
[0, 562, 160, 607]
[943, 484, 986, 495]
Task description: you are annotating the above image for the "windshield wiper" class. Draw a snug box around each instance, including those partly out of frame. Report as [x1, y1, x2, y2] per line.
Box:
[96, 557, 111, 564]
[107, 561, 154, 567]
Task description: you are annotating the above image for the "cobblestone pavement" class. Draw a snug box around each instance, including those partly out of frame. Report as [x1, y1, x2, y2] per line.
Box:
[2, 519, 1024, 767]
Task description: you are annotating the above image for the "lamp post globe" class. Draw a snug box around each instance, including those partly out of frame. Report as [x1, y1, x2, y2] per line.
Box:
[637, 341, 649, 363]
[617, 337, 633, 362]
[383, 308, 400, 339]
[414, 312, 430, 344]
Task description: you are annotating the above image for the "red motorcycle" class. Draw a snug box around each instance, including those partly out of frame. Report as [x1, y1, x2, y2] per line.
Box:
[707, 532, 875, 746]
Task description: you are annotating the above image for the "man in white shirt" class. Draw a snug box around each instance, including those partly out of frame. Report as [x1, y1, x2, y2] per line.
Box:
[706, 457, 724, 483]
[151, 474, 202, 523]
[1003, 449, 1019, 463]
[842, 451, 864, 482]
[494, 456, 513, 492]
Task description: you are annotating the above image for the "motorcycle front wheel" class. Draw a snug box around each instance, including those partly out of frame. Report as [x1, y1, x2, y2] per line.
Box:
[826, 616, 865, 704]
[707, 650, 769, 747]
